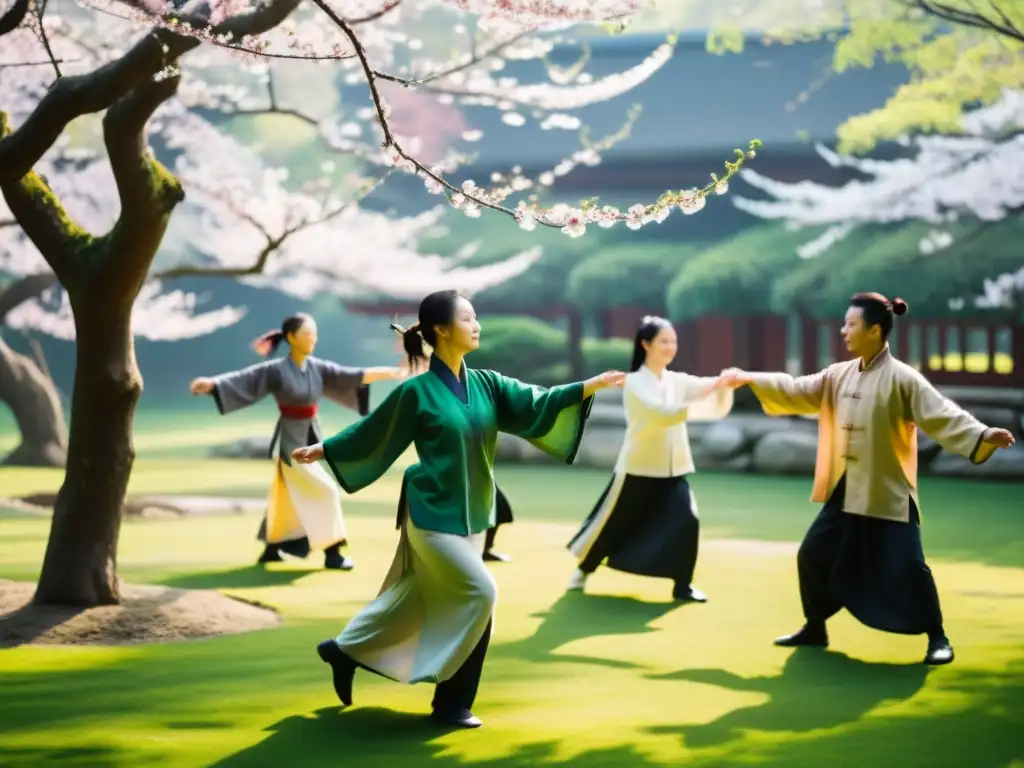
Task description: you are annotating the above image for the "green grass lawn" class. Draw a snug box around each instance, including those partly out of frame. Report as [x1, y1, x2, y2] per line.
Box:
[1, 409, 1023, 768]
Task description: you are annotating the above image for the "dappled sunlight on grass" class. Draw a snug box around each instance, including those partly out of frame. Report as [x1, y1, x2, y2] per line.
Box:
[1, 502, 1022, 767]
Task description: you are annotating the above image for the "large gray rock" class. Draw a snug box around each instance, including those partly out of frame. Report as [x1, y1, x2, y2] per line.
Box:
[209, 436, 271, 459]
[928, 443, 1024, 479]
[751, 431, 819, 475]
[698, 422, 747, 460]
[703, 453, 753, 473]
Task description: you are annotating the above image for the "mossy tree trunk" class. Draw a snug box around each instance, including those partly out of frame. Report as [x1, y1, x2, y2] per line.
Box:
[0, 0, 304, 606]
[0, 77, 184, 606]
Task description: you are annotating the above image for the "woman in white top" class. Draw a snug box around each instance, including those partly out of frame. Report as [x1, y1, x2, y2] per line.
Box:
[566, 316, 734, 601]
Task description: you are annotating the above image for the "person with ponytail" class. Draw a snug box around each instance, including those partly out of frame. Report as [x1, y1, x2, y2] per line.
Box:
[291, 289, 625, 729]
[567, 315, 735, 601]
[719, 292, 1016, 666]
[189, 313, 408, 570]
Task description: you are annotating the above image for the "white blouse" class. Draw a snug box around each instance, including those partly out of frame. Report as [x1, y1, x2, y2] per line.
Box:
[615, 365, 734, 478]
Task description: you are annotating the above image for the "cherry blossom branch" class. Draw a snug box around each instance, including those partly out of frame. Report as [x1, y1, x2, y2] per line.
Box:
[306, 0, 761, 236]
[33, 0, 63, 78]
[0, 0, 304, 181]
[371, 31, 531, 86]
[153, 173, 390, 280]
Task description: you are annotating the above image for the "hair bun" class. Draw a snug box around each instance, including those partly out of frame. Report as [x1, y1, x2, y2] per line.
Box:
[891, 297, 908, 316]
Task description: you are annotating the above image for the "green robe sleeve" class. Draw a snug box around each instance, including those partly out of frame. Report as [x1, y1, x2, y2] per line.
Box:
[486, 371, 593, 464]
[321, 383, 417, 494]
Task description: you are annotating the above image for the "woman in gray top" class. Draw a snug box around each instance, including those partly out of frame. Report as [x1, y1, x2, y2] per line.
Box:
[190, 313, 407, 569]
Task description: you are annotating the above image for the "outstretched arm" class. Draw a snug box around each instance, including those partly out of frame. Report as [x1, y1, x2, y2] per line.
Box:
[294, 384, 418, 493]
[488, 369, 624, 464]
[189, 361, 275, 415]
[904, 371, 1016, 464]
[722, 367, 827, 416]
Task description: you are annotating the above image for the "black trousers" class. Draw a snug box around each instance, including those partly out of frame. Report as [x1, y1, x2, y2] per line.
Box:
[346, 619, 493, 712]
[798, 476, 944, 636]
[577, 475, 699, 586]
[432, 619, 493, 711]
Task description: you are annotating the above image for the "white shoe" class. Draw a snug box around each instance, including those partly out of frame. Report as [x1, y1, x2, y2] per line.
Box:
[567, 569, 588, 591]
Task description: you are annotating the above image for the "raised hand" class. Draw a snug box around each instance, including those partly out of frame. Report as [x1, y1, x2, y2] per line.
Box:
[291, 443, 325, 464]
[583, 370, 627, 398]
[718, 368, 753, 389]
[983, 428, 1016, 449]
[189, 377, 214, 395]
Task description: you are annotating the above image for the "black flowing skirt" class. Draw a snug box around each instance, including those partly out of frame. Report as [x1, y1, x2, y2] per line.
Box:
[797, 475, 944, 636]
[568, 474, 699, 583]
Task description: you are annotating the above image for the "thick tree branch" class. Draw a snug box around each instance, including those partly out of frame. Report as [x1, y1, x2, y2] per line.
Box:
[101, 73, 185, 294]
[0, 0, 28, 36]
[0, 116, 95, 284]
[0, 0, 303, 182]
[0, 272, 58, 322]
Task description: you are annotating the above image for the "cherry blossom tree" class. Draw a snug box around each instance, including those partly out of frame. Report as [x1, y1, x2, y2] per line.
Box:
[1, 0, 760, 607]
[732, 89, 1024, 309]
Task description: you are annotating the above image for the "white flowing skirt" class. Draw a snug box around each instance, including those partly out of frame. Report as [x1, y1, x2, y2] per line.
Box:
[335, 517, 496, 684]
[265, 457, 345, 551]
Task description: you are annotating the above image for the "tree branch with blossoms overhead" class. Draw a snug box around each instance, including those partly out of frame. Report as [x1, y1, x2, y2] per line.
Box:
[69, 0, 762, 239]
[307, 0, 762, 237]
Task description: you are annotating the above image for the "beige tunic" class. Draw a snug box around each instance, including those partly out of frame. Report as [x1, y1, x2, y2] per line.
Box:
[617, 366, 735, 477]
[749, 346, 995, 522]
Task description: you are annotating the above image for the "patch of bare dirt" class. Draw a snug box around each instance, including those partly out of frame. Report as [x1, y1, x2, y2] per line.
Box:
[0, 579, 280, 647]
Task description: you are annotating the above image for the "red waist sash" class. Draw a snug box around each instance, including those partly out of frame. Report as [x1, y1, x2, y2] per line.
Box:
[278, 403, 318, 419]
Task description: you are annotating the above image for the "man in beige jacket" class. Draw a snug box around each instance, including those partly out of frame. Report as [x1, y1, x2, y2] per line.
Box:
[721, 292, 1015, 665]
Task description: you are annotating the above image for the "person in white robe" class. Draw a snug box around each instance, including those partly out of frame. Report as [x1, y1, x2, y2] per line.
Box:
[568, 316, 734, 601]
[189, 313, 406, 569]
[720, 292, 1016, 665]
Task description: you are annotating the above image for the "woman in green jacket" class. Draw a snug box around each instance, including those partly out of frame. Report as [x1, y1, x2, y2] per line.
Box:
[292, 289, 624, 729]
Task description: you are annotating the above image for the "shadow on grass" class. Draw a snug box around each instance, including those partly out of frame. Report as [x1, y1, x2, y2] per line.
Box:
[0, 625, 1021, 768]
[648, 648, 929, 747]
[156, 565, 313, 590]
[212, 663, 1022, 768]
[0, 745, 123, 767]
[492, 591, 684, 669]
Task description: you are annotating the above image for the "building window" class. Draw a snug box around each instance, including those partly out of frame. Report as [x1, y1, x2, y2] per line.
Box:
[926, 326, 942, 370]
[994, 327, 1014, 374]
[964, 328, 991, 373]
[786, 313, 802, 375]
[906, 325, 922, 370]
[944, 327, 963, 372]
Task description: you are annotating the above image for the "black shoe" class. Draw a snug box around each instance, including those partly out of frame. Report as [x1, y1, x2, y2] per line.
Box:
[324, 552, 354, 570]
[924, 635, 954, 665]
[258, 545, 284, 564]
[482, 550, 511, 563]
[317, 640, 355, 706]
[673, 583, 707, 602]
[431, 706, 482, 728]
[774, 624, 829, 647]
